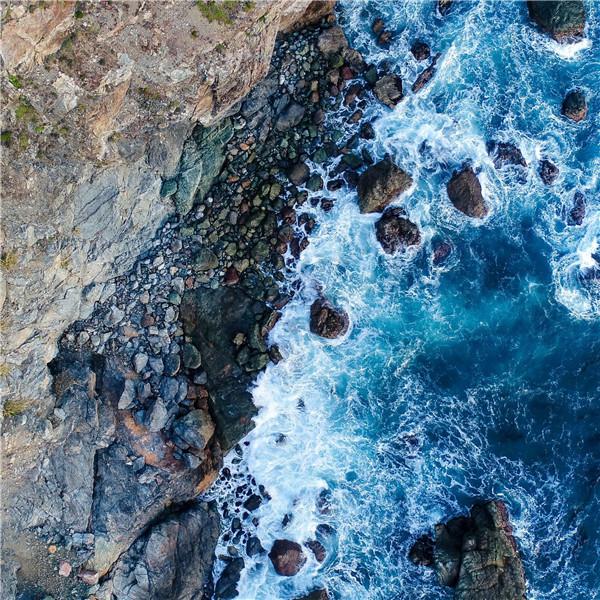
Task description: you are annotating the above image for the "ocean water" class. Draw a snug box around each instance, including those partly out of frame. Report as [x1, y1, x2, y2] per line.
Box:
[209, 1, 600, 598]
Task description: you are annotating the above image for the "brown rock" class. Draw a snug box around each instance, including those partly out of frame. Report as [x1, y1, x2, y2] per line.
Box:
[306, 539, 326, 562]
[411, 40, 431, 61]
[357, 158, 413, 214]
[58, 560, 72, 577]
[78, 569, 99, 586]
[539, 159, 559, 185]
[375, 208, 421, 254]
[268, 539, 306, 576]
[446, 166, 488, 218]
[561, 88, 587, 122]
[309, 298, 349, 339]
[374, 74, 404, 107]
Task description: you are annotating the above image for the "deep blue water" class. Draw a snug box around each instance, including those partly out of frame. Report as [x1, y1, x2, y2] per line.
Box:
[210, 2, 600, 598]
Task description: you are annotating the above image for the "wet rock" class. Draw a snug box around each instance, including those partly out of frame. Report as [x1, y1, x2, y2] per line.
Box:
[164, 353, 181, 377]
[447, 166, 488, 218]
[408, 535, 434, 566]
[567, 191, 586, 226]
[223, 267, 240, 287]
[276, 102, 305, 131]
[438, 0, 453, 16]
[243, 494, 262, 512]
[194, 248, 219, 271]
[411, 40, 431, 61]
[306, 539, 326, 562]
[378, 30, 393, 47]
[375, 208, 421, 254]
[486, 141, 527, 169]
[562, 88, 587, 122]
[527, 0, 585, 42]
[102, 502, 219, 600]
[374, 74, 404, 108]
[357, 158, 413, 214]
[268, 539, 306, 576]
[309, 297, 349, 339]
[372, 18, 385, 35]
[172, 409, 215, 451]
[246, 535, 265, 557]
[317, 26, 349, 56]
[288, 162, 311, 186]
[215, 557, 244, 599]
[295, 591, 329, 600]
[412, 54, 440, 93]
[433, 240, 453, 265]
[359, 122, 376, 140]
[412, 501, 526, 600]
[539, 159, 559, 185]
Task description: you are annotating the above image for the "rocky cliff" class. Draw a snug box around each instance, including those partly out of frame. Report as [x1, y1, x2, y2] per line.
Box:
[0, 1, 335, 597]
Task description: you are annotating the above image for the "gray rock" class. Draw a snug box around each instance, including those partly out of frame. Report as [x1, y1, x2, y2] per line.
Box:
[288, 162, 310, 186]
[317, 26, 349, 56]
[374, 74, 403, 108]
[215, 557, 244, 599]
[357, 159, 413, 214]
[194, 248, 219, 271]
[172, 410, 215, 451]
[527, 0, 585, 42]
[133, 352, 149, 373]
[182, 343, 202, 369]
[163, 353, 181, 377]
[145, 398, 168, 432]
[276, 102, 305, 132]
[149, 356, 164, 375]
[118, 379, 137, 410]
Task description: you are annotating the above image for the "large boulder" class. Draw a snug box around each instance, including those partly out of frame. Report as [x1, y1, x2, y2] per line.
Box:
[295, 590, 329, 600]
[446, 167, 488, 218]
[527, 1, 586, 42]
[357, 159, 413, 213]
[276, 102, 306, 131]
[486, 141, 527, 169]
[374, 74, 404, 108]
[375, 208, 421, 254]
[562, 88, 587, 122]
[268, 539, 306, 576]
[310, 298, 349, 339]
[410, 501, 526, 600]
[538, 159, 559, 185]
[567, 191, 586, 226]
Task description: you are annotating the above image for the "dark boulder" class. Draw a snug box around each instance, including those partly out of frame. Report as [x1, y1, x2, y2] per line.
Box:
[539, 159, 559, 185]
[527, 1, 585, 42]
[288, 162, 311, 186]
[438, 0, 453, 16]
[411, 501, 526, 600]
[411, 40, 431, 61]
[374, 74, 404, 108]
[295, 590, 329, 600]
[309, 297, 349, 339]
[317, 25, 349, 57]
[214, 557, 244, 600]
[246, 535, 265, 557]
[268, 539, 306, 576]
[562, 88, 587, 122]
[357, 158, 413, 213]
[172, 409, 215, 451]
[567, 191, 586, 226]
[375, 208, 421, 254]
[409, 535, 434, 566]
[372, 18, 385, 35]
[486, 141, 527, 169]
[446, 166, 488, 218]
[306, 539, 326, 562]
[276, 102, 305, 131]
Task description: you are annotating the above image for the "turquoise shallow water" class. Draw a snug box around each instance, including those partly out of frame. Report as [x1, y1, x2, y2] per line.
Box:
[211, 2, 600, 598]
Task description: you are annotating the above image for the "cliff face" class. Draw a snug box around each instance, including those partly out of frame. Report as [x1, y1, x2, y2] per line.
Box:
[0, 0, 332, 420]
[0, 1, 334, 597]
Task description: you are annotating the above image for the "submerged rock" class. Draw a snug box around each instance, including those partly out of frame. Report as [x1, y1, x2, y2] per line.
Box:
[567, 191, 586, 226]
[562, 88, 587, 122]
[268, 539, 306, 576]
[411, 500, 526, 600]
[412, 53, 441, 93]
[486, 141, 527, 169]
[374, 74, 404, 108]
[375, 208, 421, 254]
[309, 297, 349, 339]
[432, 240, 453, 265]
[357, 158, 413, 213]
[446, 166, 488, 218]
[214, 557, 244, 599]
[438, 0, 453, 16]
[527, 0, 585, 42]
[295, 590, 329, 600]
[539, 159, 559, 185]
[276, 102, 305, 131]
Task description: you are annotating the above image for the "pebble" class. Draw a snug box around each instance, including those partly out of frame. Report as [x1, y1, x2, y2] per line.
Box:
[58, 561, 72, 577]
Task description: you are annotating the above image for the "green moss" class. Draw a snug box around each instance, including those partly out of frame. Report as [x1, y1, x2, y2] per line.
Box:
[8, 74, 23, 89]
[243, 1, 255, 10]
[1, 131, 12, 146]
[196, 0, 238, 24]
[15, 99, 37, 122]
[2, 397, 31, 418]
[0, 250, 18, 270]
[18, 133, 29, 151]
[139, 86, 161, 101]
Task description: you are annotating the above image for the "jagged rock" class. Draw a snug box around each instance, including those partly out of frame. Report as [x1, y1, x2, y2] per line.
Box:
[372, 18, 385, 35]
[412, 54, 440, 93]
[309, 297, 349, 339]
[295, 590, 329, 600]
[374, 74, 404, 108]
[180, 287, 265, 450]
[486, 141, 527, 169]
[567, 191, 586, 226]
[246, 536, 266, 557]
[306, 539, 326, 562]
[438, 0, 453, 16]
[411, 501, 526, 600]
[527, 0, 585, 42]
[433, 240, 453, 265]
[375, 208, 421, 254]
[100, 502, 219, 600]
[182, 343, 202, 370]
[268, 539, 306, 576]
[411, 40, 431, 61]
[539, 159, 559, 185]
[214, 557, 245, 600]
[172, 410, 215, 451]
[276, 102, 306, 131]
[447, 166, 488, 218]
[562, 88, 587, 122]
[288, 162, 311, 186]
[357, 158, 413, 213]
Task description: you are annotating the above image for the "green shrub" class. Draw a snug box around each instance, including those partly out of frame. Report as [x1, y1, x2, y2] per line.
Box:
[8, 74, 22, 89]
[196, 0, 238, 24]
